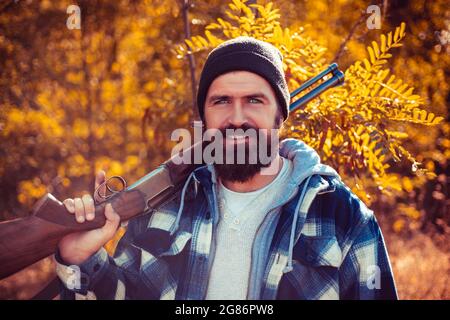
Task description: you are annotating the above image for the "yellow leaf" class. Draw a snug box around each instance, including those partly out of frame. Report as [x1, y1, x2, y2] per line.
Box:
[380, 34, 386, 53]
[367, 46, 376, 63]
[400, 22, 406, 37]
[394, 26, 400, 42]
[432, 116, 444, 125]
[372, 41, 380, 58]
[185, 39, 194, 49]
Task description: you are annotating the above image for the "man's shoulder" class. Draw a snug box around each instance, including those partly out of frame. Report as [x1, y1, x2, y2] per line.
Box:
[307, 175, 375, 239]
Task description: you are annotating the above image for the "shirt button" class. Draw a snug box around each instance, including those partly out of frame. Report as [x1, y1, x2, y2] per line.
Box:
[234, 218, 240, 225]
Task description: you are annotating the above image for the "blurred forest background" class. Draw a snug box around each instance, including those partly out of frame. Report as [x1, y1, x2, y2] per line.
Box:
[0, 0, 448, 299]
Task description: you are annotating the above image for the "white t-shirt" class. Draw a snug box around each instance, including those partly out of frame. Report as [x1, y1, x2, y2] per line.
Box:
[205, 157, 293, 300]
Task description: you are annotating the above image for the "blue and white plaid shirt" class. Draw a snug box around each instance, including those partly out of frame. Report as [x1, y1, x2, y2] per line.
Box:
[56, 139, 398, 300]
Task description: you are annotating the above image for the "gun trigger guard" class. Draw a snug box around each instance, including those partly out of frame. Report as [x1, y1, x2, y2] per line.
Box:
[94, 176, 127, 203]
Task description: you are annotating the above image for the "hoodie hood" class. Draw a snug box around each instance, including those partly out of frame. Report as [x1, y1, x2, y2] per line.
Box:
[279, 138, 340, 184]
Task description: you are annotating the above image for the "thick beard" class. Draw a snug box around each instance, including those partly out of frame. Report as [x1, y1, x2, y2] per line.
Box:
[215, 157, 271, 183]
[214, 124, 277, 183]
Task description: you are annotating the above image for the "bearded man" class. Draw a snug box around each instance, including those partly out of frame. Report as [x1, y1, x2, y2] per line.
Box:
[55, 37, 397, 300]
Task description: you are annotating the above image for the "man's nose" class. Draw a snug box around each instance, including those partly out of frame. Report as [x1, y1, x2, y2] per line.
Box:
[227, 102, 248, 128]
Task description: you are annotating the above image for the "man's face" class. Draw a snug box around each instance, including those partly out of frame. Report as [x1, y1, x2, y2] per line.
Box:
[204, 71, 282, 183]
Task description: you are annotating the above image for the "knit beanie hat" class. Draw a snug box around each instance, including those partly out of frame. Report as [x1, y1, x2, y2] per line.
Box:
[196, 36, 290, 121]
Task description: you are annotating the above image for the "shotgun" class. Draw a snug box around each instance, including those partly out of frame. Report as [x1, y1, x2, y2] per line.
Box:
[0, 63, 344, 280]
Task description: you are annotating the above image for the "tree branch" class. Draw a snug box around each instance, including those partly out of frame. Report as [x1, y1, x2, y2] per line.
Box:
[180, 0, 199, 123]
[333, 11, 366, 62]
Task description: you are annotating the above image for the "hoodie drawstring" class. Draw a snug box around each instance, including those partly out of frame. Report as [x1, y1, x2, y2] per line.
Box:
[283, 175, 313, 273]
[208, 164, 221, 225]
[171, 171, 196, 236]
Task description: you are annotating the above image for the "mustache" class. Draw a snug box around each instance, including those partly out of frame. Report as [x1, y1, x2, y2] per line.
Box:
[217, 123, 259, 136]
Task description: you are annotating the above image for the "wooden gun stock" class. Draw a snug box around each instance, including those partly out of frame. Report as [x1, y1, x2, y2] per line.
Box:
[0, 159, 196, 280]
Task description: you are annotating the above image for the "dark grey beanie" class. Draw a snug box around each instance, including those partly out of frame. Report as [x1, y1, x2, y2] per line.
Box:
[196, 36, 290, 121]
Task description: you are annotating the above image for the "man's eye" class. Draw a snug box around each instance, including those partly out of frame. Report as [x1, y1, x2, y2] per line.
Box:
[213, 99, 229, 105]
[248, 98, 262, 104]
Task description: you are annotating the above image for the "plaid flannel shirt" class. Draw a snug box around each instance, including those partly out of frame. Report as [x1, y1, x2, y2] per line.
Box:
[56, 142, 398, 300]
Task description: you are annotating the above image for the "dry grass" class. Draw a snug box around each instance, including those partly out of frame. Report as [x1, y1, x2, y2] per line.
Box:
[383, 230, 449, 299]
